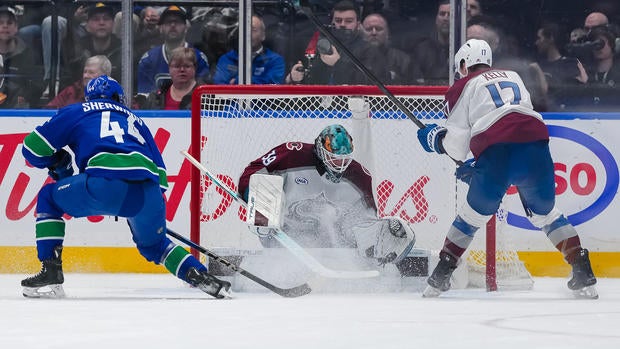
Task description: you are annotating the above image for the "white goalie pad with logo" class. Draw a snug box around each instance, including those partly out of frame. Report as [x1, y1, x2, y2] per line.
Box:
[247, 174, 285, 228]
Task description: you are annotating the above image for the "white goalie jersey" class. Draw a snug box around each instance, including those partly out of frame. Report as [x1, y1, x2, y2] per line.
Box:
[238, 142, 414, 262]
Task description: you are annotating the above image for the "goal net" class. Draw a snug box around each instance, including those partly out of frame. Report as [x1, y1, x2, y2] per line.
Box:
[190, 84, 533, 290]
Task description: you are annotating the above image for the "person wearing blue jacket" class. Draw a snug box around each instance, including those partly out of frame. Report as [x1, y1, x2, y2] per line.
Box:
[20, 76, 230, 299]
[137, 6, 209, 94]
[213, 14, 285, 85]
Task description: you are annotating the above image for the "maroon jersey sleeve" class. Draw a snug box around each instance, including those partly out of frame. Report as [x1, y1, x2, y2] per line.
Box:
[342, 161, 377, 211]
[238, 142, 316, 199]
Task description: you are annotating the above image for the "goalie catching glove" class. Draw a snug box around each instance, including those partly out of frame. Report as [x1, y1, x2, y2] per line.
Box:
[355, 217, 416, 265]
[48, 149, 74, 180]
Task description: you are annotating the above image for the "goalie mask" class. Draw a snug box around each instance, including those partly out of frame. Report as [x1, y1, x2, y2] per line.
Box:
[315, 124, 354, 180]
[84, 75, 126, 105]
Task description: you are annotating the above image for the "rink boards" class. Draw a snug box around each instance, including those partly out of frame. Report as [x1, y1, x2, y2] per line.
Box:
[0, 110, 619, 276]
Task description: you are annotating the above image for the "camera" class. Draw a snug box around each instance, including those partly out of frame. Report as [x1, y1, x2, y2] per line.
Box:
[565, 36, 604, 58]
[315, 25, 359, 56]
[316, 38, 333, 55]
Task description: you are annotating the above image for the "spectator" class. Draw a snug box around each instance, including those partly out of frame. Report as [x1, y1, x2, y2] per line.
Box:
[213, 14, 285, 85]
[0, 5, 43, 108]
[285, 0, 378, 85]
[407, 0, 451, 85]
[361, 13, 420, 84]
[137, 47, 200, 110]
[0, 54, 26, 108]
[66, 3, 121, 83]
[466, 0, 483, 20]
[573, 26, 620, 110]
[191, 7, 239, 76]
[133, 6, 162, 60]
[570, 27, 587, 43]
[535, 22, 588, 110]
[137, 6, 209, 95]
[587, 26, 620, 85]
[112, 6, 139, 38]
[584, 12, 609, 32]
[15, 3, 46, 58]
[45, 55, 111, 109]
[40, 2, 89, 98]
[566, 11, 614, 74]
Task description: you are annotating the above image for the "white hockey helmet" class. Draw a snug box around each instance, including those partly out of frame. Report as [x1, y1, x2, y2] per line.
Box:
[454, 38, 492, 73]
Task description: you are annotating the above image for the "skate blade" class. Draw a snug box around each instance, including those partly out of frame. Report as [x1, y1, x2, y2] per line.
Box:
[573, 285, 598, 299]
[218, 287, 233, 299]
[422, 285, 442, 298]
[22, 284, 65, 299]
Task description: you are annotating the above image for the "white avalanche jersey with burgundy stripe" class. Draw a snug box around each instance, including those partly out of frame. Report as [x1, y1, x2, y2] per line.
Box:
[443, 68, 548, 161]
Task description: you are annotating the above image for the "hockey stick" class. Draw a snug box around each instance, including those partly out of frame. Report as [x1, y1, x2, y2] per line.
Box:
[166, 228, 312, 297]
[291, 2, 469, 168]
[181, 150, 380, 279]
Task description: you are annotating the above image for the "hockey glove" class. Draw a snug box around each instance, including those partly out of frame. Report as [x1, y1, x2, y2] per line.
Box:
[455, 158, 476, 184]
[48, 149, 74, 180]
[417, 124, 446, 154]
[375, 217, 416, 266]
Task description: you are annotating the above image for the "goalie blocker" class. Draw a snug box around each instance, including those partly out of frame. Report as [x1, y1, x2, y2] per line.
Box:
[246, 173, 420, 273]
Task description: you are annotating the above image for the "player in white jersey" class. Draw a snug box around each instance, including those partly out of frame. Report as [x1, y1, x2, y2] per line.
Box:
[238, 124, 415, 268]
[417, 39, 598, 298]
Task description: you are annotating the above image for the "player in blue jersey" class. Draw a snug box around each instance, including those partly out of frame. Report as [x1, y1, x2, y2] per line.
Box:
[21, 76, 230, 299]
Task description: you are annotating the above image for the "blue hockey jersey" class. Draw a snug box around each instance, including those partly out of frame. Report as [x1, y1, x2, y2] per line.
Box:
[22, 100, 168, 191]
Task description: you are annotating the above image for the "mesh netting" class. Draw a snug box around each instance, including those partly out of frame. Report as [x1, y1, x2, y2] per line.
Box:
[192, 85, 532, 289]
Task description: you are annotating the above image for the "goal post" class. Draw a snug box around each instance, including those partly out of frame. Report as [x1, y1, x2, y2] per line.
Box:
[189, 84, 532, 290]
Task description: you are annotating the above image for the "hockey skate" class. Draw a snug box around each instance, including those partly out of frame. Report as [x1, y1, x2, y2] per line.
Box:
[423, 252, 458, 298]
[186, 267, 232, 299]
[568, 248, 598, 299]
[21, 246, 65, 298]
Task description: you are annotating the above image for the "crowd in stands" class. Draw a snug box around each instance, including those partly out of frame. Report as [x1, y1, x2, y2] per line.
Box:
[0, 0, 619, 111]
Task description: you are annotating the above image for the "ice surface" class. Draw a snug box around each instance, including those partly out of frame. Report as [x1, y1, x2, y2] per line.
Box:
[1, 273, 619, 349]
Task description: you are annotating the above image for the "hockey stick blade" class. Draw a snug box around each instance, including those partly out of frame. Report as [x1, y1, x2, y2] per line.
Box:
[167, 228, 311, 298]
[181, 150, 380, 279]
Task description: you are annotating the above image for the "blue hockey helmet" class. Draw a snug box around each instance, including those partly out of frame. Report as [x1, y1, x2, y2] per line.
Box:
[315, 124, 354, 179]
[84, 75, 126, 105]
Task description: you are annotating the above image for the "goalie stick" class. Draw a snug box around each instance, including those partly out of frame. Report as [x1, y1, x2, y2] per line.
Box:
[181, 150, 380, 279]
[166, 228, 311, 298]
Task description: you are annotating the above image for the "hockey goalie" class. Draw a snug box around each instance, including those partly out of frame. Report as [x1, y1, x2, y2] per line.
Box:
[237, 124, 416, 277]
